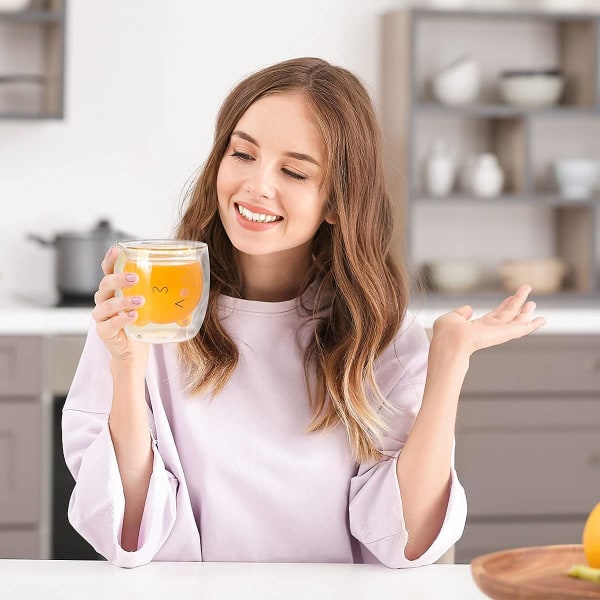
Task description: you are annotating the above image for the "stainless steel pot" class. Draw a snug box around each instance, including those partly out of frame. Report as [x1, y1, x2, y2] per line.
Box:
[28, 219, 135, 302]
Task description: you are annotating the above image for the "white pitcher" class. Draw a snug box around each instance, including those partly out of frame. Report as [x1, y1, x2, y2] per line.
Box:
[424, 139, 456, 197]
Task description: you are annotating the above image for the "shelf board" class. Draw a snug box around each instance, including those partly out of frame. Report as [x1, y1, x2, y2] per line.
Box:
[413, 194, 600, 206]
[411, 7, 599, 22]
[415, 102, 600, 118]
[0, 9, 64, 23]
[0, 112, 62, 120]
[0, 74, 46, 84]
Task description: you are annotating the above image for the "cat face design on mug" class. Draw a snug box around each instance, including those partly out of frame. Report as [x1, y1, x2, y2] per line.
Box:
[123, 260, 204, 326]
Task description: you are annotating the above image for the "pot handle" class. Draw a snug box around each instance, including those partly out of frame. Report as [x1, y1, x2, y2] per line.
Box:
[27, 233, 55, 247]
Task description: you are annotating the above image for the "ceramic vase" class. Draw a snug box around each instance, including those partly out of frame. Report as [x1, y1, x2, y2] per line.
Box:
[469, 153, 504, 197]
[424, 140, 456, 197]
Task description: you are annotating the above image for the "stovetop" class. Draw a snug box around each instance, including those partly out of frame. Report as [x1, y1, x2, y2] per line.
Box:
[55, 294, 94, 308]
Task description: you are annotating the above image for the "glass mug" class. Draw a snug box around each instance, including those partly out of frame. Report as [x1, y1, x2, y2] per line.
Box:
[114, 240, 210, 343]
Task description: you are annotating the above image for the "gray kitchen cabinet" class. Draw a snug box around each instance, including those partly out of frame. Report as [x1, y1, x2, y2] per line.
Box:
[0, 336, 47, 558]
[454, 334, 600, 563]
[381, 7, 600, 304]
[0, 0, 66, 119]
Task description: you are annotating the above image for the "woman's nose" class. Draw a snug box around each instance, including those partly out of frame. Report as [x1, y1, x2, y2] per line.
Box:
[246, 166, 276, 199]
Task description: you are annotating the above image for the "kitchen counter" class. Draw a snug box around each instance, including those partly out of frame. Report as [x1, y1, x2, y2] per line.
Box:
[0, 293, 598, 335]
[1, 560, 487, 599]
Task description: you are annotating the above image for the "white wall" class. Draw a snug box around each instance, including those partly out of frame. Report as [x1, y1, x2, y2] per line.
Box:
[0, 0, 414, 300]
[1, 0, 594, 301]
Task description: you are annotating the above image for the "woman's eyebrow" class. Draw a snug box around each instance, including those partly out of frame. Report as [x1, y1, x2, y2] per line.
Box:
[231, 130, 321, 167]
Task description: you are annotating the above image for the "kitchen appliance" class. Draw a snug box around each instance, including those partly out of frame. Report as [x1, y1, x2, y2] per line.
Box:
[28, 219, 135, 305]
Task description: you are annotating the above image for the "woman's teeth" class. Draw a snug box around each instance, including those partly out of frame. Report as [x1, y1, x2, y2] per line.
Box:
[237, 204, 282, 223]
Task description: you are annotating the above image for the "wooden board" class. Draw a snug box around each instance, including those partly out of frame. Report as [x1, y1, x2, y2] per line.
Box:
[471, 544, 600, 599]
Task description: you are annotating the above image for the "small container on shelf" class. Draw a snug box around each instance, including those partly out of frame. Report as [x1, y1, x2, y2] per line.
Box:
[424, 259, 484, 294]
[430, 54, 482, 106]
[465, 153, 505, 198]
[423, 139, 456, 197]
[498, 69, 565, 109]
[552, 158, 600, 199]
[497, 257, 570, 295]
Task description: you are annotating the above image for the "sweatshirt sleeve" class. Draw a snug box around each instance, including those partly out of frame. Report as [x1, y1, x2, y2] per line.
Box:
[62, 324, 179, 568]
[348, 313, 467, 568]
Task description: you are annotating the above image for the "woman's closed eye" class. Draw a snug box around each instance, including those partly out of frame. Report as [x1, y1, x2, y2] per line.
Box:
[282, 168, 307, 181]
[231, 151, 308, 182]
[231, 151, 253, 161]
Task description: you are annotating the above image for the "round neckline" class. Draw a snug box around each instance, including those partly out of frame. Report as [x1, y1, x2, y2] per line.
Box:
[217, 280, 320, 315]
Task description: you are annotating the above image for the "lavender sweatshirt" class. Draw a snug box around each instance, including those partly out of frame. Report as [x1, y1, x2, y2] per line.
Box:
[62, 287, 467, 569]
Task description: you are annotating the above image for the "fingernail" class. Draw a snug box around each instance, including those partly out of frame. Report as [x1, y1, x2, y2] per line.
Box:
[127, 310, 136, 318]
[131, 296, 144, 305]
[126, 273, 137, 282]
[105, 247, 113, 258]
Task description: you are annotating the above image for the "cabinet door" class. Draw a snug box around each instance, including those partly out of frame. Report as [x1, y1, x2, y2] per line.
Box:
[0, 337, 44, 396]
[0, 402, 41, 525]
[456, 398, 600, 517]
[0, 530, 40, 559]
[456, 520, 585, 564]
[462, 335, 600, 395]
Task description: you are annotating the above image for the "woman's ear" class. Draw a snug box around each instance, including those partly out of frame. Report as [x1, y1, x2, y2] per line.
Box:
[324, 210, 338, 225]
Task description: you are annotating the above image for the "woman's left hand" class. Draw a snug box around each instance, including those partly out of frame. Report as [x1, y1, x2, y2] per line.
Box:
[432, 284, 546, 357]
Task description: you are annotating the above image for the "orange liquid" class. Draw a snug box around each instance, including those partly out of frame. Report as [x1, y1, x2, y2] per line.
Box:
[122, 260, 203, 326]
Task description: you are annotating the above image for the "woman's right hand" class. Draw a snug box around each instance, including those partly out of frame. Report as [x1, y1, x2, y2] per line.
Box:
[92, 246, 149, 365]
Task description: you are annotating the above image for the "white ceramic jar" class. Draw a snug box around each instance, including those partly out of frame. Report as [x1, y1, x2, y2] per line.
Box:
[468, 153, 505, 197]
[424, 139, 456, 197]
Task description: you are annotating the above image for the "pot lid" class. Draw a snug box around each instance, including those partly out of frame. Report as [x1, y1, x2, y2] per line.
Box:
[58, 219, 134, 240]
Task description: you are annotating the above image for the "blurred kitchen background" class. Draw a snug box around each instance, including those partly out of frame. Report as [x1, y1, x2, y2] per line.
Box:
[1, 0, 599, 565]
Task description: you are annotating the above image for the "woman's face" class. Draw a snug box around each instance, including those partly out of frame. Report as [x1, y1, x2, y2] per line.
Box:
[216, 92, 334, 262]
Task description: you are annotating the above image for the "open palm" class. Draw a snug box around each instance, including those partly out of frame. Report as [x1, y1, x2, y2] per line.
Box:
[433, 284, 546, 356]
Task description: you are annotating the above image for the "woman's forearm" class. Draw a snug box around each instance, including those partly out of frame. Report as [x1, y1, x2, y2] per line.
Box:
[108, 359, 153, 552]
[396, 336, 470, 560]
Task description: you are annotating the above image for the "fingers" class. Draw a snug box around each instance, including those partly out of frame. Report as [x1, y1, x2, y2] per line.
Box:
[92, 246, 145, 343]
[100, 246, 117, 276]
[510, 315, 547, 340]
[453, 305, 473, 320]
[495, 284, 532, 322]
[515, 300, 536, 323]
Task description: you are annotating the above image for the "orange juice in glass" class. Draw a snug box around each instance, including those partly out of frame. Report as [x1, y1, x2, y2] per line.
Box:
[115, 240, 209, 343]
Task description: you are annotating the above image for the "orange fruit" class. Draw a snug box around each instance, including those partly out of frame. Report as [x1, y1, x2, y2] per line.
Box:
[583, 501, 600, 568]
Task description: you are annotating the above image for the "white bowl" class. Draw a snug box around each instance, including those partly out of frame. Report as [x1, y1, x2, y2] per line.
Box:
[427, 259, 483, 293]
[497, 257, 569, 295]
[498, 72, 564, 108]
[553, 159, 600, 199]
[432, 56, 482, 106]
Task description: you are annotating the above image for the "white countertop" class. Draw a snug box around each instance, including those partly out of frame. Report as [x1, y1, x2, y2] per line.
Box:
[0, 293, 598, 335]
[2, 560, 487, 600]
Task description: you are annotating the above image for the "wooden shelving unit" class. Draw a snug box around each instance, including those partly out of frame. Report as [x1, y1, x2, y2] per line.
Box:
[0, 0, 66, 119]
[381, 7, 600, 305]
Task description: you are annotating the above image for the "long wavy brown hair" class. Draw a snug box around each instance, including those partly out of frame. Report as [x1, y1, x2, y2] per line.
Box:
[176, 57, 409, 463]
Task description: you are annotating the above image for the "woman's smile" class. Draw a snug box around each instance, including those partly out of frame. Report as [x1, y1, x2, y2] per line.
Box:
[234, 202, 285, 231]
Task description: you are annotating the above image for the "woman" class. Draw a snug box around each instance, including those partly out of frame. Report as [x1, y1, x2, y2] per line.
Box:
[63, 57, 545, 569]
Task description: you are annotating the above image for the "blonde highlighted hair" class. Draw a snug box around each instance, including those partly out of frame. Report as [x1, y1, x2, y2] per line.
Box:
[176, 57, 409, 463]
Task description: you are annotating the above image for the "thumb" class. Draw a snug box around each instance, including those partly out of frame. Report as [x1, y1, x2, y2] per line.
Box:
[453, 305, 474, 320]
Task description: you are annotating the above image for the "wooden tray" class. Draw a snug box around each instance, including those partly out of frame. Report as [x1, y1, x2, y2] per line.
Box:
[471, 544, 600, 599]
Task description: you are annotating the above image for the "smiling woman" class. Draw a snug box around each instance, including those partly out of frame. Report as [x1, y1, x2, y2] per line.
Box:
[61, 57, 544, 570]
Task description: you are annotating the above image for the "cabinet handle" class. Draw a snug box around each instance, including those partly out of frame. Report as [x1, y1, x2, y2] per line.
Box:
[588, 452, 600, 466]
[585, 358, 600, 372]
